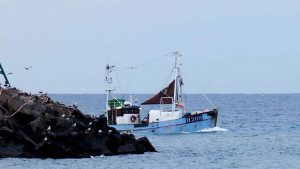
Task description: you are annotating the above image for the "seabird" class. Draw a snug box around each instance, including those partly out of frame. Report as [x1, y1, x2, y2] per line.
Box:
[87, 128, 91, 131]
[43, 137, 48, 141]
[61, 114, 65, 118]
[47, 126, 51, 131]
[98, 130, 102, 134]
[88, 121, 92, 126]
[7, 72, 13, 75]
[72, 123, 77, 127]
[24, 66, 32, 70]
[72, 103, 78, 109]
[108, 129, 112, 133]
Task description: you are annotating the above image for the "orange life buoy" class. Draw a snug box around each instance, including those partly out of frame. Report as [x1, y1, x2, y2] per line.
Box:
[130, 115, 137, 122]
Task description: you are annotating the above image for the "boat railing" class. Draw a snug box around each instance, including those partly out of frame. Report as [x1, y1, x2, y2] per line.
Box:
[160, 97, 174, 113]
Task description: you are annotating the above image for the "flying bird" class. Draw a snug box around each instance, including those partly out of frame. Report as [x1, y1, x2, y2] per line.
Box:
[24, 66, 32, 70]
[7, 72, 13, 75]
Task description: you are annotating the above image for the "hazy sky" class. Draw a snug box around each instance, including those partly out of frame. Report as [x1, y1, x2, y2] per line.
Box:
[0, 0, 299, 94]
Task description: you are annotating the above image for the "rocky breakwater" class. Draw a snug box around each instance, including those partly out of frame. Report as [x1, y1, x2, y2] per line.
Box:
[0, 87, 156, 158]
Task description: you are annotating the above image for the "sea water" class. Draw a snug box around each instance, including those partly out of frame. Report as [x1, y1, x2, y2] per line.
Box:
[1, 94, 299, 169]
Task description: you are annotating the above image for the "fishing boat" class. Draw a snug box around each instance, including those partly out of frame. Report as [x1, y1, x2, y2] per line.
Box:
[105, 52, 218, 134]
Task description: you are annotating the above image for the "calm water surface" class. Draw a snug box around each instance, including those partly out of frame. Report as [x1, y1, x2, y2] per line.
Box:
[1, 94, 299, 169]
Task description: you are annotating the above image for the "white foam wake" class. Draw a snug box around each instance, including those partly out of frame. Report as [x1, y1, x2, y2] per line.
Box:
[180, 131, 191, 134]
[197, 127, 228, 133]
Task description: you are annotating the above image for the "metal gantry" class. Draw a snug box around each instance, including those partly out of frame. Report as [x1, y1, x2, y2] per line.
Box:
[0, 63, 11, 87]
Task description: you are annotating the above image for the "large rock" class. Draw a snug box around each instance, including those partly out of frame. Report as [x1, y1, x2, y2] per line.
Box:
[0, 87, 156, 158]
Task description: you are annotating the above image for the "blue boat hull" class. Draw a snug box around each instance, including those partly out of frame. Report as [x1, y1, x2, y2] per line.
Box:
[110, 111, 218, 134]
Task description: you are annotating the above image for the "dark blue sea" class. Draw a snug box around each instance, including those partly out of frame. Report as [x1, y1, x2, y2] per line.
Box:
[1, 94, 299, 169]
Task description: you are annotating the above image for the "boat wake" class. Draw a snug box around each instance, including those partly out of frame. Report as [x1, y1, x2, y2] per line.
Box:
[180, 131, 191, 134]
[179, 127, 228, 134]
[197, 127, 228, 133]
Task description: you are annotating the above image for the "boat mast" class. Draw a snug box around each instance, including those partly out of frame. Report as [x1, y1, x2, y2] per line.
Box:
[173, 52, 184, 112]
[105, 64, 114, 116]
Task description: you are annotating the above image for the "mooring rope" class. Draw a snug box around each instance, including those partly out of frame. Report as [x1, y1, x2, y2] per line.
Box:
[0, 98, 36, 118]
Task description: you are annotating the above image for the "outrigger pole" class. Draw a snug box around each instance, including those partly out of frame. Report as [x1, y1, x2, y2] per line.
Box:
[0, 63, 11, 87]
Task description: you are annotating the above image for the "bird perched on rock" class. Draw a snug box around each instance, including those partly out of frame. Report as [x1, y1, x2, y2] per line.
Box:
[88, 121, 92, 126]
[43, 137, 48, 141]
[72, 103, 78, 109]
[47, 126, 51, 131]
[98, 130, 102, 134]
[72, 123, 77, 127]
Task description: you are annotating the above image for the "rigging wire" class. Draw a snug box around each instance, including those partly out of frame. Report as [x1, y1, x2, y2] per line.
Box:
[182, 71, 217, 109]
[162, 67, 175, 89]
[110, 66, 137, 96]
[113, 53, 171, 72]
[123, 67, 138, 95]
[133, 53, 171, 70]
[107, 53, 174, 95]
[113, 69, 125, 98]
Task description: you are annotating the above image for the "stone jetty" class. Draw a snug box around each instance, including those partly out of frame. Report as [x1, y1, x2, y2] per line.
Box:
[0, 87, 156, 158]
